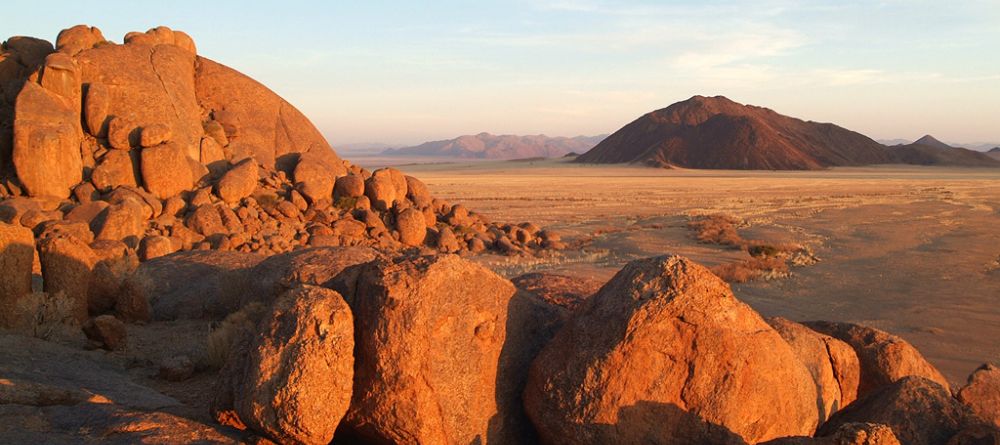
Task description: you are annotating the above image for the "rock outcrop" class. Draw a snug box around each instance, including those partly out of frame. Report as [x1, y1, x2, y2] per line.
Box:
[0, 24, 555, 269]
[523, 255, 819, 445]
[957, 364, 1000, 428]
[342, 255, 516, 445]
[769, 317, 861, 423]
[803, 321, 950, 396]
[817, 377, 987, 445]
[761, 422, 901, 445]
[0, 222, 34, 325]
[213, 285, 354, 445]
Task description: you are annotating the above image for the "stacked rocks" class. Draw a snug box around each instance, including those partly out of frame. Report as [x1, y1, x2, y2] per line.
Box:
[0, 25, 557, 267]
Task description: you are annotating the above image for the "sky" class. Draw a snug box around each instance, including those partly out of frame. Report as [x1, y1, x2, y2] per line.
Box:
[3, 1, 999, 147]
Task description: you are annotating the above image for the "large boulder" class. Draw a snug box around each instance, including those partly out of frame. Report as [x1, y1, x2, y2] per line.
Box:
[957, 364, 1000, 428]
[38, 235, 96, 322]
[93, 198, 146, 245]
[761, 423, 901, 445]
[247, 246, 378, 307]
[334, 174, 365, 200]
[194, 57, 342, 171]
[395, 207, 427, 246]
[804, 321, 950, 396]
[523, 255, 820, 445]
[769, 317, 861, 423]
[496, 273, 599, 443]
[215, 157, 258, 204]
[817, 377, 983, 445]
[0, 222, 34, 326]
[120, 250, 263, 321]
[74, 35, 203, 154]
[213, 285, 354, 445]
[91, 149, 138, 191]
[293, 152, 337, 203]
[342, 255, 516, 445]
[140, 142, 194, 199]
[12, 80, 83, 199]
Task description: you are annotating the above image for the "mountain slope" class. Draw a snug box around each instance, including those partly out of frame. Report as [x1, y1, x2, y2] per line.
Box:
[912, 135, 953, 150]
[888, 143, 1000, 167]
[575, 96, 893, 170]
[384, 133, 605, 160]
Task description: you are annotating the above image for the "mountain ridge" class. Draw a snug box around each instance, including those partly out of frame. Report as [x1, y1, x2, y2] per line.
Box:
[576, 96, 998, 169]
[384, 132, 606, 159]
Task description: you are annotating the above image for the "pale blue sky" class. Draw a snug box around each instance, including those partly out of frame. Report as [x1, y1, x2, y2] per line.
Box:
[3, 1, 998, 146]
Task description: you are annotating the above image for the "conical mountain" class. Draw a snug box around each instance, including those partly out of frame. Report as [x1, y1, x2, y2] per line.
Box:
[575, 95, 893, 170]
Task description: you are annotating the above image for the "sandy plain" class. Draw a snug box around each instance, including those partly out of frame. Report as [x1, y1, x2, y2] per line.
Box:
[353, 156, 1000, 386]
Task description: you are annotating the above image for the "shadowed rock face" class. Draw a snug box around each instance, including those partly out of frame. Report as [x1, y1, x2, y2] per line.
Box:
[816, 377, 987, 445]
[524, 255, 820, 445]
[803, 321, 951, 397]
[769, 317, 861, 424]
[958, 364, 1000, 428]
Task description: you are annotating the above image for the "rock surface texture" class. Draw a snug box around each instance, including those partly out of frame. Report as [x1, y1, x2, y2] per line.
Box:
[342, 254, 516, 445]
[212, 285, 354, 445]
[0, 24, 553, 270]
[523, 255, 820, 445]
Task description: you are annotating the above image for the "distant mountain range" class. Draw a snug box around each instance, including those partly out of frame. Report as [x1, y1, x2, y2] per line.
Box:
[575, 96, 1000, 169]
[383, 133, 606, 160]
[885, 136, 1000, 167]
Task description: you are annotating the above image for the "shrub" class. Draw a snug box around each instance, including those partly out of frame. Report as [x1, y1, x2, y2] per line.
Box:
[747, 243, 781, 258]
[334, 196, 359, 211]
[10, 292, 82, 343]
[687, 214, 743, 247]
[711, 257, 790, 284]
[205, 302, 267, 369]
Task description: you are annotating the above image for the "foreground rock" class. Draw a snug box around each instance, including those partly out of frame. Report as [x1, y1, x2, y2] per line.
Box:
[0, 24, 554, 268]
[817, 377, 988, 445]
[120, 250, 263, 321]
[247, 246, 378, 307]
[769, 317, 861, 423]
[804, 321, 950, 396]
[342, 255, 516, 445]
[509, 272, 603, 312]
[524, 255, 819, 445]
[957, 364, 1000, 428]
[0, 222, 34, 325]
[213, 285, 354, 445]
[762, 423, 901, 445]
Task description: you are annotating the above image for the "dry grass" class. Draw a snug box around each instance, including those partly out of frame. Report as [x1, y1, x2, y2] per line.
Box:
[687, 214, 743, 247]
[9, 292, 82, 343]
[711, 256, 790, 283]
[205, 302, 266, 369]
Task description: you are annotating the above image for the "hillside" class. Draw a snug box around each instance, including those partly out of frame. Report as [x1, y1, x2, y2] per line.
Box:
[384, 132, 605, 159]
[888, 143, 1000, 167]
[575, 96, 893, 170]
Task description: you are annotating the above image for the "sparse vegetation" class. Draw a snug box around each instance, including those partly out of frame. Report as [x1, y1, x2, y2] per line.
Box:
[9, 292, 82, 343]
[711, 257, 790, 283]
[206, 302, 267, 369]
[687, 214, 743, 247]
[334, 196, 359, 210]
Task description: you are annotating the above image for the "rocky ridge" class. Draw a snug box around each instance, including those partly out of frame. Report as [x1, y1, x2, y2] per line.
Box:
[0, 24, 558, 274]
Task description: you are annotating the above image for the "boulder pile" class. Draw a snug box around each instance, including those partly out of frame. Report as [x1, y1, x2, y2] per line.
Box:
[1, 24, 998, 445]
[0, 24, 557, 274]
[2, 246, 999, 444]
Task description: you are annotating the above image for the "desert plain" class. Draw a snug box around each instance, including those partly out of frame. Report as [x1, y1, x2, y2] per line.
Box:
[363, 157, 1000, 384]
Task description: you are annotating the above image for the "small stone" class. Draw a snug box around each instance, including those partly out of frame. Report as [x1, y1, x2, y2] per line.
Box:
[82, 314, 127, 351]
[159, 355, 195, 382]
[140, 123, 172, 147]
